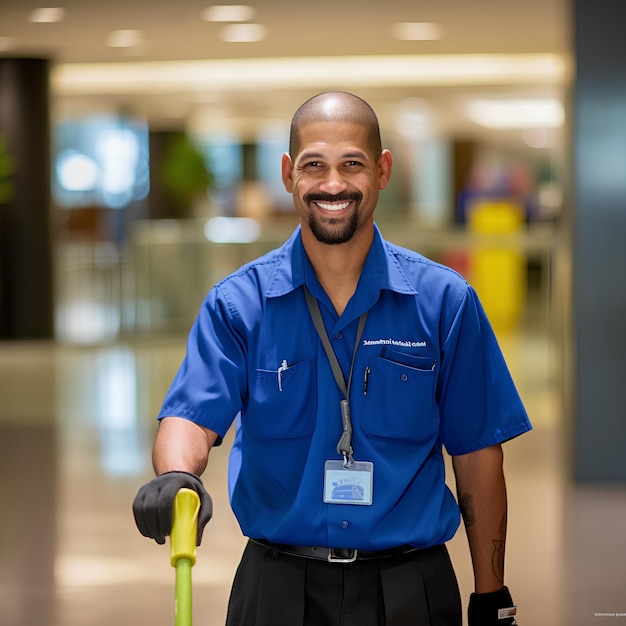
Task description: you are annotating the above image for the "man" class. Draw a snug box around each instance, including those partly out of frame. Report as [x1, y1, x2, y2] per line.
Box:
[133, 91, 531, 625]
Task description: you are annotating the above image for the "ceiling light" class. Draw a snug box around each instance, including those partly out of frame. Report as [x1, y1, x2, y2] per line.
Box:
[523, 128, 553, 149]
[467, 98, 565, 129]
[522, 128, 554, 150]
[106, 30, 145, 48]
[392, 22, 443, 41]
[202, 5, 256, 22]
[52, 54, 565, 94]
[29, 7, 66, 23]
[219, 24, 267, 43]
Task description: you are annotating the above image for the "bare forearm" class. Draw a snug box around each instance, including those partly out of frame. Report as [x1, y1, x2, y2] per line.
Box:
[152, 416, 218, 476]
[452, 444, 508, 594]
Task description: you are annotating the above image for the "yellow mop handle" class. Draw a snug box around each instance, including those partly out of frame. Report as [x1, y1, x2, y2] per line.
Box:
[171, 488, 200, 626]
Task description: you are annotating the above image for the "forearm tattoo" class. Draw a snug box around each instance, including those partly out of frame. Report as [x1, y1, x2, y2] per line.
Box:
[459, 493, 476, 527]
[459, 494, 506, 583]
[491, 513, 507, 584]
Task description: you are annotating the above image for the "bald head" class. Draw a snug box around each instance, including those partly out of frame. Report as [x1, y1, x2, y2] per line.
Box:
[289, 91, 382, 160]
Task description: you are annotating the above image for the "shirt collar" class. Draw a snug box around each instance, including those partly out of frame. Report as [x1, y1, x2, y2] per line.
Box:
[264, 223, 418, 299]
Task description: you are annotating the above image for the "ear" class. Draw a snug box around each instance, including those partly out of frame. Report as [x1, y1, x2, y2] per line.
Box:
[377, 149, 393, 191]
[281, 152, 294, 193]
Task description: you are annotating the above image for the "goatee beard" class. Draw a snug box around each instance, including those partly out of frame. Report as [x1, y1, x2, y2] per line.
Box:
[308, 207, 359, 245]
[304, 192, 362, 245]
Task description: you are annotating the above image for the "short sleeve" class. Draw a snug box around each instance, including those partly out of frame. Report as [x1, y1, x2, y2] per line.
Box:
[157, 284, 248, 442]
[437, 286, 532, 455]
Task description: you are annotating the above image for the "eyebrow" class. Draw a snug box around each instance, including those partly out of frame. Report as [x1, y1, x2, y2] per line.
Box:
[297, 151, 324, 161]
[297, 150, 369, 162]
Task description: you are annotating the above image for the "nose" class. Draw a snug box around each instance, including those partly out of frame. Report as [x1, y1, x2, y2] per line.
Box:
[319, 167, 348, 194]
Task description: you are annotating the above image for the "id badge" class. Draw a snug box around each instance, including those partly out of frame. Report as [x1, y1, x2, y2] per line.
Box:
[323, 460, 374, 505]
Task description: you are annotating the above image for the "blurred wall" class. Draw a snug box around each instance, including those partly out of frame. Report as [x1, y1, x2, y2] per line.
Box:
[573, 0, 626, 481]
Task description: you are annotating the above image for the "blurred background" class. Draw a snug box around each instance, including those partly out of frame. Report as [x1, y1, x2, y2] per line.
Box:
[1, 1, 625, 624]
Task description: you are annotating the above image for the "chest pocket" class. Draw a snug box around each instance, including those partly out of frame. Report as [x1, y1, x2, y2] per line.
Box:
[247, 359, 316, 440]
[361, 350, 437, 443]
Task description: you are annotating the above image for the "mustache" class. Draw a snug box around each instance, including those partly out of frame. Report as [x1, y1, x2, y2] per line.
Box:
[304, 192, 362, 204]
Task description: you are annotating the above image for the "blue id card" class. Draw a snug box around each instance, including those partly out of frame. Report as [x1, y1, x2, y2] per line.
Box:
[323, 460, 374, 505]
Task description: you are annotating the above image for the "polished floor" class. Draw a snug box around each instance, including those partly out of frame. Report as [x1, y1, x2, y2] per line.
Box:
[1, 255, 625, 626]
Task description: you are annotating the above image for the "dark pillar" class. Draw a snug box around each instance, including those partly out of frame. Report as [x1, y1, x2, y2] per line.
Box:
[242, 143, 258, 182]
[149, 129, 182, 220]
[0, 58, 54, 339]
[573, 0, 626, 480]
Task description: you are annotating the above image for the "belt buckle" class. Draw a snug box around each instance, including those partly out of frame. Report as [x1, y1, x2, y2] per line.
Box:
[327, 548, 358, 563]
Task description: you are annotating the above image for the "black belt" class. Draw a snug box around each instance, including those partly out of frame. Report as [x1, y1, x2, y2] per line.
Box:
[250, 538, 419, 564]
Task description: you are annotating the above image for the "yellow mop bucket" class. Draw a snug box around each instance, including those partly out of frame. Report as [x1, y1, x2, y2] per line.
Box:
[467, 198, 526, 331]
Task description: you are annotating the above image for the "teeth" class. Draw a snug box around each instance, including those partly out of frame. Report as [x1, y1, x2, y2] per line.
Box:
[316, 201, 351, 211]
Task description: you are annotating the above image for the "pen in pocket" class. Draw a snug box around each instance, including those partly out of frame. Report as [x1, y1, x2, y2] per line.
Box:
[363, 366, 371, 395]
[277, 359, 289, 391]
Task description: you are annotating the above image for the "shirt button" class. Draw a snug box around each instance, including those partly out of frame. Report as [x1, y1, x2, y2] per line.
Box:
[401, 374, 408, 382]
[334, 332, 343, 339]
[340, 520, 349, 529]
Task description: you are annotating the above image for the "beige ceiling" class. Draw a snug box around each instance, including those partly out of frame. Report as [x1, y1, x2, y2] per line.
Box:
[0, 0, 572, 141]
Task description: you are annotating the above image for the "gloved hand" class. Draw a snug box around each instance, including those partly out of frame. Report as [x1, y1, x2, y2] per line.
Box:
[132, 471, 213, 545]
[468, 586, 518, 625]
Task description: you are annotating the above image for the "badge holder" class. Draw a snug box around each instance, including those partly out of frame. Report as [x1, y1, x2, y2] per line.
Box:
[324, 459, 373, 505]
[304, 288, 374, 507]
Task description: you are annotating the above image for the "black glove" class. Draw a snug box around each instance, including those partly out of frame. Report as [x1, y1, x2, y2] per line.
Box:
[468, 586, 518, 625]
[132, 471, 213, 545]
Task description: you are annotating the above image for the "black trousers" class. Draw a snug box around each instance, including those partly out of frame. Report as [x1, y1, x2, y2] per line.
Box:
[225, 540, 462, 626]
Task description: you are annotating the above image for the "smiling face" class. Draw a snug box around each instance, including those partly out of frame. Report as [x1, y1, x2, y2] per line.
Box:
[282, 120, 392, 246]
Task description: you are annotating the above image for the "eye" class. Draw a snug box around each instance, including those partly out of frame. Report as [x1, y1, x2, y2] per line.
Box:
[300, 160, 324, 172]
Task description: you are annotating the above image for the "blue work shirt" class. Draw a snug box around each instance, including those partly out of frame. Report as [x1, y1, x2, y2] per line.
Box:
[159, 224, 532, 551]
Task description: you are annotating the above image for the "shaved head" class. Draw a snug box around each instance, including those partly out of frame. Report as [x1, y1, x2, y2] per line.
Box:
[289, 91, 382, 160]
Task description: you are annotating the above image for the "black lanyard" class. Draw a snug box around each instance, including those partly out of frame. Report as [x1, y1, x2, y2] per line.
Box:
[304, 287, 368, 465]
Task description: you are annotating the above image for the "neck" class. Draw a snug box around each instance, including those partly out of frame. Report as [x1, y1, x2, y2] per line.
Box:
[302, 226, 373, 316]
